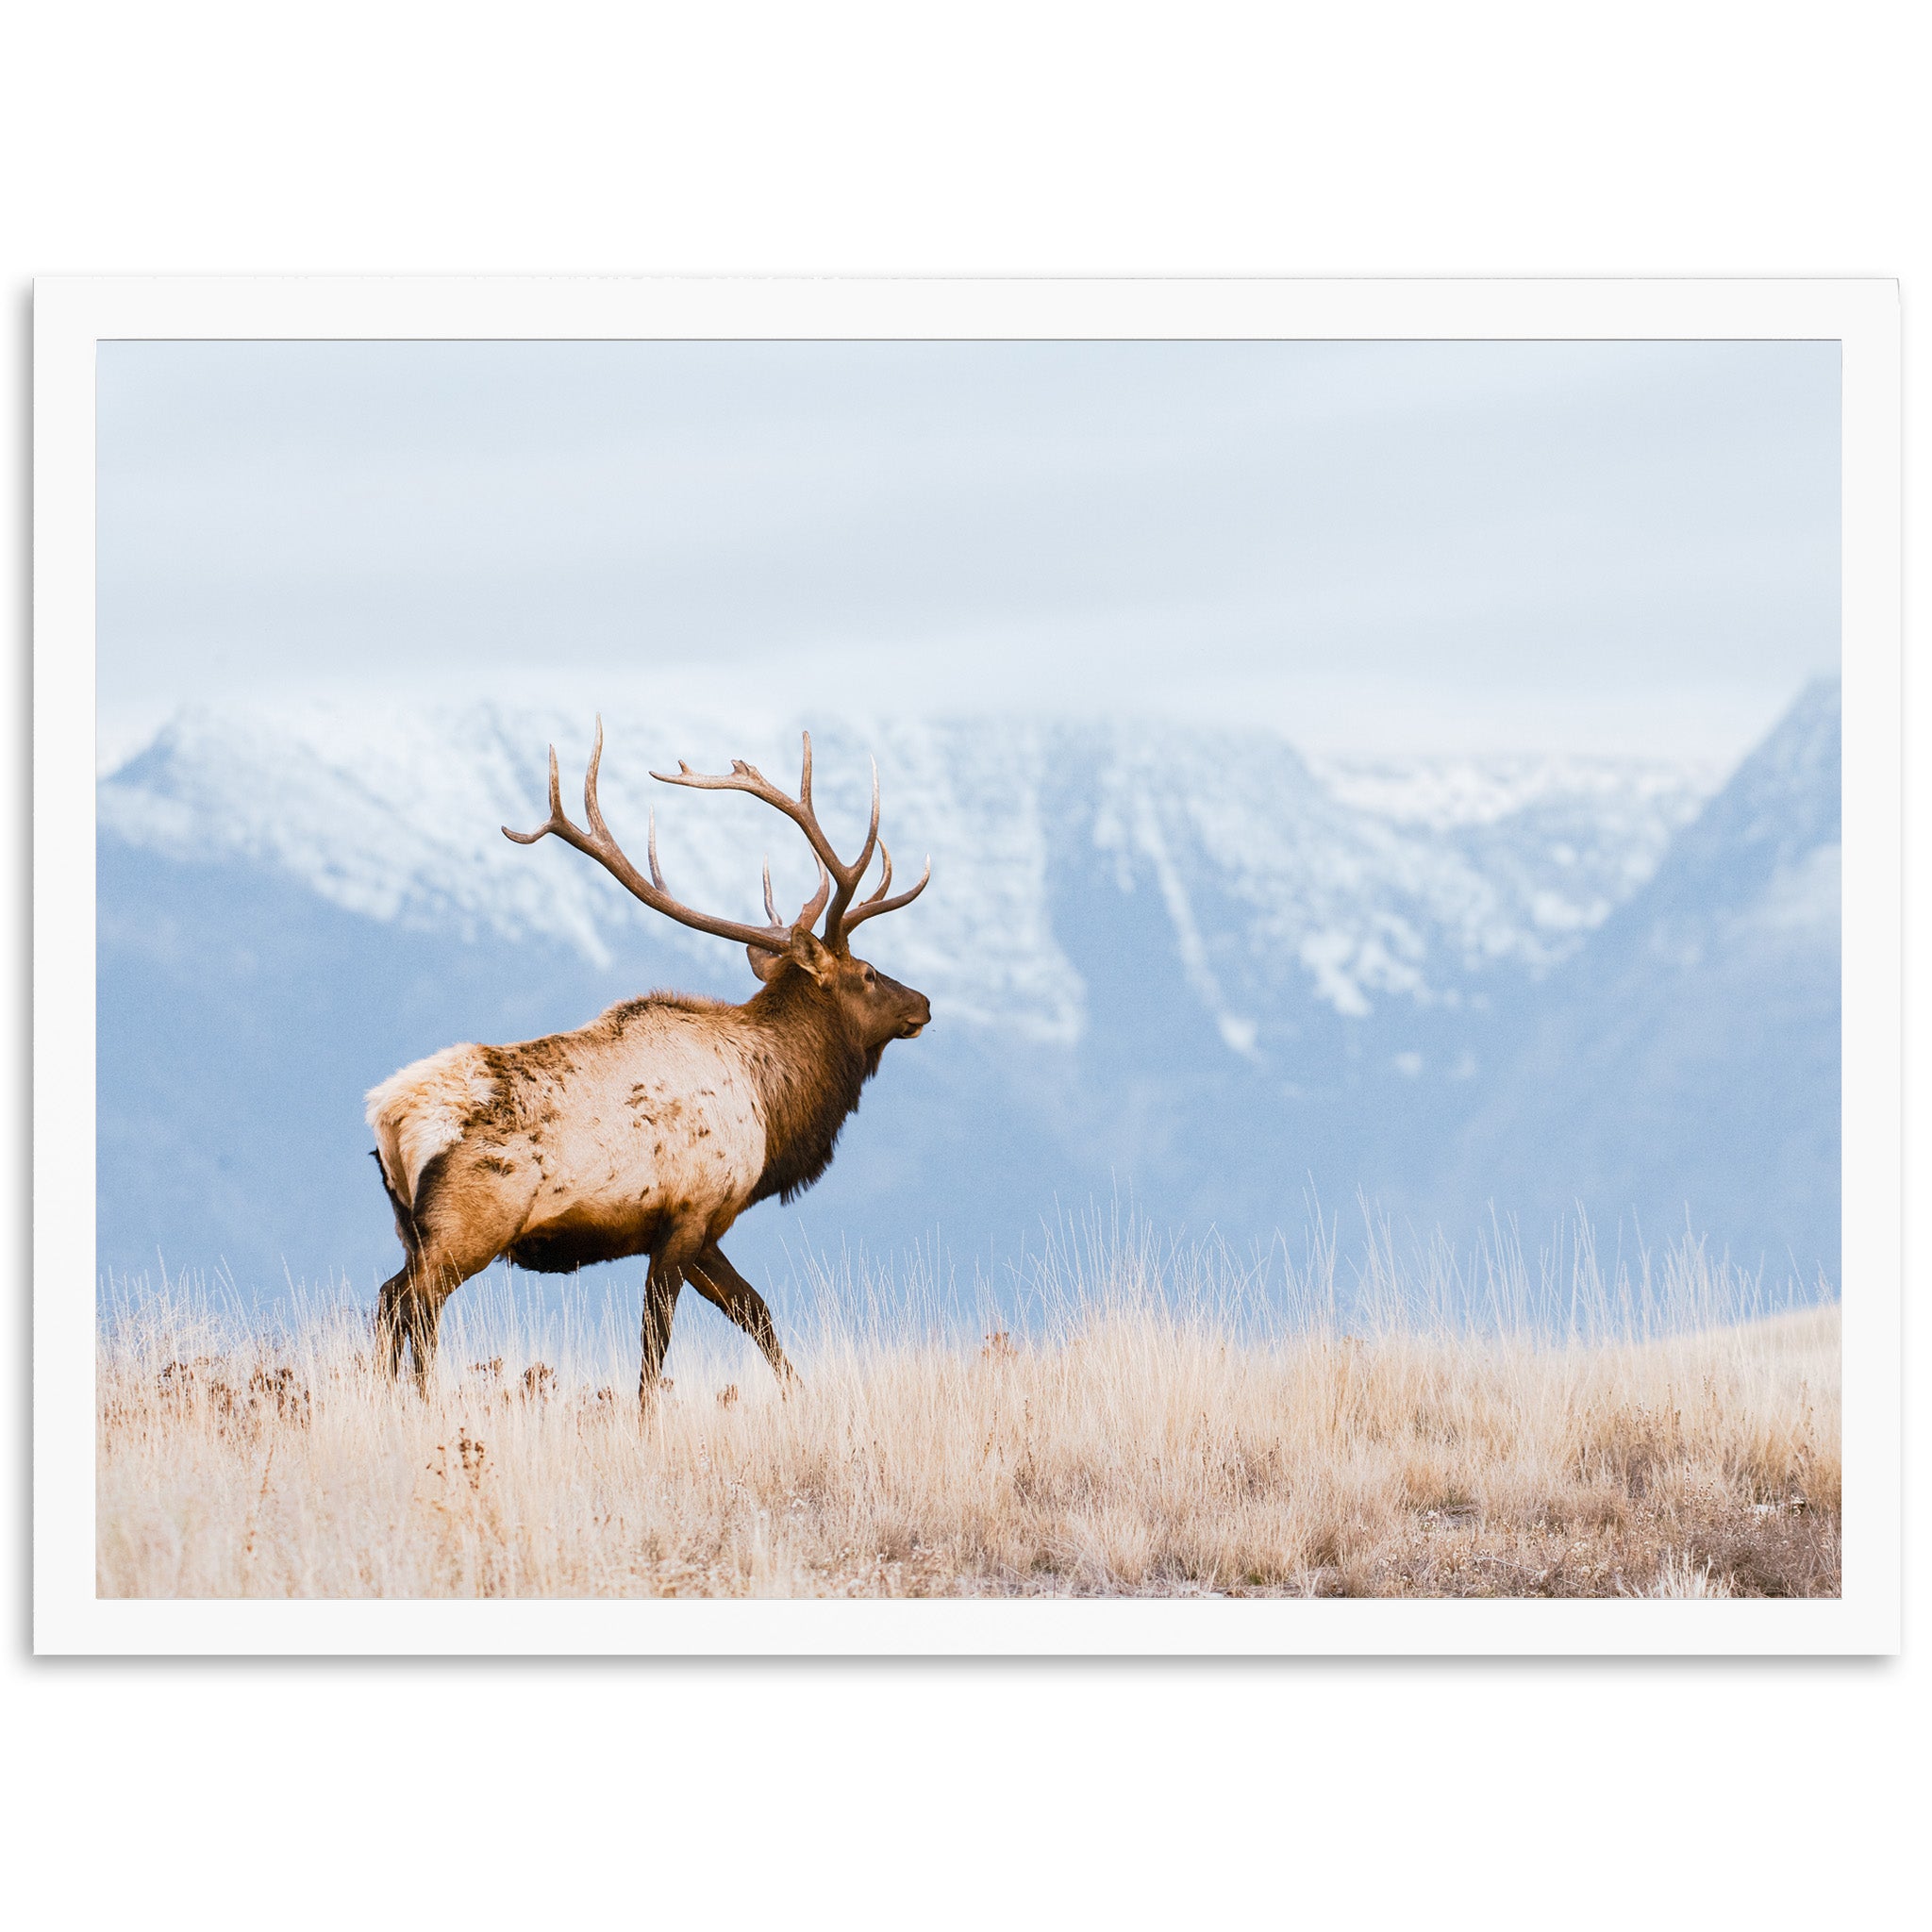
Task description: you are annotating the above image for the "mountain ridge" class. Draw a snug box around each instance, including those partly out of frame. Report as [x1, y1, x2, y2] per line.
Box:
[100, 703, 1713, 1034]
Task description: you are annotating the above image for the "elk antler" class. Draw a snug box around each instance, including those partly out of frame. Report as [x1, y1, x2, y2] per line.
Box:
[503, 717, 829, 955]
[838, 837, 933, 937]
[650, 729, 929, 952]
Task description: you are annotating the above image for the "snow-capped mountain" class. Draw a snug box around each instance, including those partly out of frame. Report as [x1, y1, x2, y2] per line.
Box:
[94, 690, 1837, 1307]
[98, 705, 1710, 1040]
[1428, 678, 1841, 1274]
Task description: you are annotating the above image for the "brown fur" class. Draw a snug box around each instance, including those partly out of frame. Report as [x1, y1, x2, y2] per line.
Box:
[740, 970, 875, 1206]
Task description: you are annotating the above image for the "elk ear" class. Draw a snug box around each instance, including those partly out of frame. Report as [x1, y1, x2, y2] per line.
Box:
[746, 941, 786, 982]
[784, 926, 840, 985]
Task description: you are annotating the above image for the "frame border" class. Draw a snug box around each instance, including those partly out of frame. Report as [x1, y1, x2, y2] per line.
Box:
[37, 276, 1902, 1655]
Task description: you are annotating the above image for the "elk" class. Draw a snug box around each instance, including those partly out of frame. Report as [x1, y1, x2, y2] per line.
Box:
[364, 723, 931, 1401]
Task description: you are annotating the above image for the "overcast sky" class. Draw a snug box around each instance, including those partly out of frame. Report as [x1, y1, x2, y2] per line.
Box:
[97, 338, 1839, 763]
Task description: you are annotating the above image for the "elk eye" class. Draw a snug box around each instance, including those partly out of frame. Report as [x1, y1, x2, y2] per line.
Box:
[864, 968, 876, 985]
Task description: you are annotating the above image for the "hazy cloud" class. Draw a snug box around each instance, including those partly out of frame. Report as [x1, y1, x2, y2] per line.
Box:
[98, 338, 1839, 761]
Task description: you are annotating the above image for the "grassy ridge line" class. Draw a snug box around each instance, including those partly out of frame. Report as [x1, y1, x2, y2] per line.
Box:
[97, 1253, 1840, 1600]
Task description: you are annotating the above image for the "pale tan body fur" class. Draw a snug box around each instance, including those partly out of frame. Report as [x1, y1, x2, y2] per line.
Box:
[368, 999, 770, 1270]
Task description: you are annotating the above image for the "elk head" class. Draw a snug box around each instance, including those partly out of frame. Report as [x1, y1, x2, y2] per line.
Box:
[503, 720, 933, 1050]
[754, 925, 931, 1055]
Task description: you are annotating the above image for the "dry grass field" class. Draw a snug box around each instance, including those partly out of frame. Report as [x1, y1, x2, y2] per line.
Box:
[97, 1227, 1840, 1599]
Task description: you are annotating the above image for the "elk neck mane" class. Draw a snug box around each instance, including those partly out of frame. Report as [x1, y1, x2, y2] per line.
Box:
[735, 966, 881, 1206]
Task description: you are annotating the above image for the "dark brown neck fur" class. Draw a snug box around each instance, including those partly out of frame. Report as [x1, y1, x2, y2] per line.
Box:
[737, 968, 881, 1206]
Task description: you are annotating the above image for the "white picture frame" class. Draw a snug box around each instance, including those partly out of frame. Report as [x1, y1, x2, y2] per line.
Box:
[38, 275, 1902, 1656]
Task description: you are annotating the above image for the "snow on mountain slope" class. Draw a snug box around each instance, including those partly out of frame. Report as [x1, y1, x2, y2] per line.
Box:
[1425, 677, 1841, 1273]
[98, 702, 1712, 1050]
[1312, 752, 1717, 944]
[1602, 675, 1841, 959]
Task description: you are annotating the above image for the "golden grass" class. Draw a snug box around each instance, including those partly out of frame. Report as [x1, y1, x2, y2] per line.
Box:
[96, 1231, 1840, 1600]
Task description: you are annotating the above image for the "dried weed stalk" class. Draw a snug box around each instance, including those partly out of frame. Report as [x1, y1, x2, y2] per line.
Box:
[96, 1268, 1840, 1602]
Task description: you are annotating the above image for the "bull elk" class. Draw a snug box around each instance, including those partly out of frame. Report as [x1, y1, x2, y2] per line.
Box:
[364, 723, 931, 1401]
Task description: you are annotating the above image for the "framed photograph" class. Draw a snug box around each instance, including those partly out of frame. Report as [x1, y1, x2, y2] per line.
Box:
[36, 276, 1900, 1653]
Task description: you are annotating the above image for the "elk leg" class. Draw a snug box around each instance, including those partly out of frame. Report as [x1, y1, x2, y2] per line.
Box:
[376, 1163, 539, 1391]
[639, 1266, 682, 1398]
[640, 1222, 708, 1401]
[375, 1267, 441, 1391]
[375, 1272, 412, 1376]
[405, 1278, 458, 1388]
[375, 1258, 468, 1392]
[688, 1245, 798, 1385]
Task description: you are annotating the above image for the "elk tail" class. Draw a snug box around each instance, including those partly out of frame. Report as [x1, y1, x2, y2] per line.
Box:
[371, 1147, 421, 1254]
